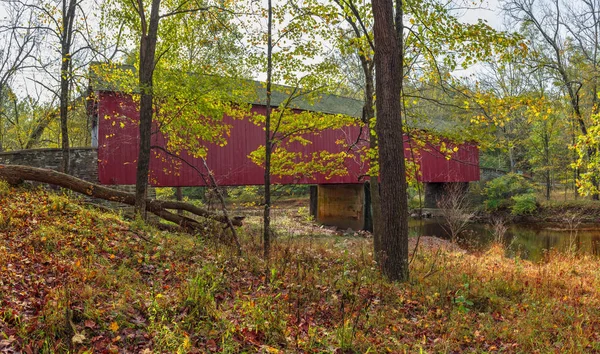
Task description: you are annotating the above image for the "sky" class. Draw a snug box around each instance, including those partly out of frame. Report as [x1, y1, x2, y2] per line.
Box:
[459, 0, 503, 29]
[2, 0, 508, 102]
[452, 0, 506, 78]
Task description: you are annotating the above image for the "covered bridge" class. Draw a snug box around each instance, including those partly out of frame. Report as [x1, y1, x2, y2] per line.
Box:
[85, 64, 480, 229]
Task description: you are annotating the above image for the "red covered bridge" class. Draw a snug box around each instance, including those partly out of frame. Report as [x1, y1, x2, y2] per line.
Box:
[89, 66, 479, 229]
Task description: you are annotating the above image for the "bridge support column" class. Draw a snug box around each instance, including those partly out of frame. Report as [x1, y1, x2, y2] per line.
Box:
[312, 184, 367, 230]
[424, 183, 444, 208]
[309, 185, 318, 220]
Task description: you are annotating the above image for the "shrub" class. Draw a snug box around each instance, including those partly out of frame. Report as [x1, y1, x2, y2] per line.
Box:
[407, 184, 425, 209]
[511, 193, 537, 215]
[228, 186, 260, 203]
[0, 180, 10, 197]
[483, 173, 537, 211]
[155, 187, 175, 200]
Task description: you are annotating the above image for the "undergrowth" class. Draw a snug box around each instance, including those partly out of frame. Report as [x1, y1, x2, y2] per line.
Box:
[2, 185, 600, 352]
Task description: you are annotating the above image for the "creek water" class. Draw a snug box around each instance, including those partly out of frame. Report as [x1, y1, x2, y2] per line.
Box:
[409, 219, 600, 261]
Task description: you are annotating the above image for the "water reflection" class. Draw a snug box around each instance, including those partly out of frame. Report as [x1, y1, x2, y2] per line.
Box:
[408, 219, 600, 261]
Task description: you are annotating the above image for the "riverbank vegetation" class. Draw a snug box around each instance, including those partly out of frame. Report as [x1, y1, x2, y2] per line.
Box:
[2, 184, 600, 353]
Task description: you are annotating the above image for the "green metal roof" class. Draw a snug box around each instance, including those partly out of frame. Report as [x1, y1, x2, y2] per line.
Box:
[88, 62, 464, 134]
[88, 62, 363, 118]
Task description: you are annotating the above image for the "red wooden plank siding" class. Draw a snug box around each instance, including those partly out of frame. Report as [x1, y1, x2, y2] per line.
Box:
[97, 92, 479, 186]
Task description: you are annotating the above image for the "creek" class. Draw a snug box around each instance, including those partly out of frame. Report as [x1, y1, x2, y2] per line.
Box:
[409, 219, 600, 261]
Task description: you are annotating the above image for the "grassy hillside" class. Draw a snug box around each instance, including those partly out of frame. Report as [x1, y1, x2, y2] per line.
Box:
[2, 182, 600, 353]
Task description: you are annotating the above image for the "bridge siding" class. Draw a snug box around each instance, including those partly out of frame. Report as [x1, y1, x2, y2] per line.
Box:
[419, 142, 479, 182]
[97, 92, 478, 187]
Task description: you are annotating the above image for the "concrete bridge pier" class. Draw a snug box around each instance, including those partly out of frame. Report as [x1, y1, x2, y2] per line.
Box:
[311, 181, 471, 231]
[310, 183, 371, 231]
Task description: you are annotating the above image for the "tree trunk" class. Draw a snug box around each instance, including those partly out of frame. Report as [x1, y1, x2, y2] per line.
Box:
[60, 0, 77, 174]
[135, 0, 162, 218]
[176, 186, 183, 215]
[543, 131, 550, 200]
[0, 164, 243, 229]
[363, 64, 382, 261]
[372, 0, 409, 281]
[26, 112, 56, 149]
[263, 0, 273, 260]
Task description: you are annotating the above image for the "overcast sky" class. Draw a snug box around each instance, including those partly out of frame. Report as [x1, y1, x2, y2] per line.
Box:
[459, 0, 503, 29]
[4, 0, 509, 102]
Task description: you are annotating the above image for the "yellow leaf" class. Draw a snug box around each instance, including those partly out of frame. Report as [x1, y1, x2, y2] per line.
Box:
[109, 321, 119, 332]
[261, 345, 281, 353]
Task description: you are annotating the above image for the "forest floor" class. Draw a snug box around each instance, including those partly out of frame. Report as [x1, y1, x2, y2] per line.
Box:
[2, 183, 600, 353]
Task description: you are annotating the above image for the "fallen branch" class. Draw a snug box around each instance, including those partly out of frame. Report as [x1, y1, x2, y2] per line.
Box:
[201, 157, 242, 255]
[150, 145, 242, 254]
[0, 164, 243, 230]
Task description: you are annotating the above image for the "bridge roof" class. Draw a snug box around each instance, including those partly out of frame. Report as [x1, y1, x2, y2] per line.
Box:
[88, 62, 363, 119]
[88, 62, 466, 135]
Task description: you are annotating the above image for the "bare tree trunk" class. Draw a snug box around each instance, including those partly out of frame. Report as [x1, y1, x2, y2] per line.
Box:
[176, 186, 183, 215]
[200, 158, 242, 255]
[372, 0, 409, 281]
[263, 0, 273, 259]
[508, 146, 515, 173]
[363, 70, 382, 260]
[26, 112, 56, 149]
[333, 0, 381, 260]
[60, 0, 77, 174]
[543, 131, 551, 200]
[135, 0, 162, 218]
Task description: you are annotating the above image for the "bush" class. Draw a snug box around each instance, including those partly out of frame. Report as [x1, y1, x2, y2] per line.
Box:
[0, 180, 10, 197]
[228, 186, 261, 203]
[155, 187, 175, 200]
[511, 193, 537, 215]
[407, 184, 425, 209]
[484, 173, 537, 211]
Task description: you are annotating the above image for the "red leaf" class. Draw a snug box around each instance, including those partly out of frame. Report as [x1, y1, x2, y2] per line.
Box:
[207, 339, 218, 352]
[84, 320, 97, 329]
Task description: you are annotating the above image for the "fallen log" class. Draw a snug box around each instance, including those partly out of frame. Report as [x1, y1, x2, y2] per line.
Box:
[0, 164, 243, 230]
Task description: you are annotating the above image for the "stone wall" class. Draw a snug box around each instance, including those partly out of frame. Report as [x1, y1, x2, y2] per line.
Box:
[0, 148, 99, 182]
[480, 167, 508, 183]
[0, 147, 157, 206]
[0, 148, 157, 201]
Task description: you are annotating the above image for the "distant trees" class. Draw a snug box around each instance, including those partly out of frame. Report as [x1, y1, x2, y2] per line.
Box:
[10, 0, 97, 172]
[0, 0, 116, 156]
[471, 56, 573, 200]
[1, 92, 53, 150]
[0, 2, 38, 152]
[502, 0, 600, 197]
